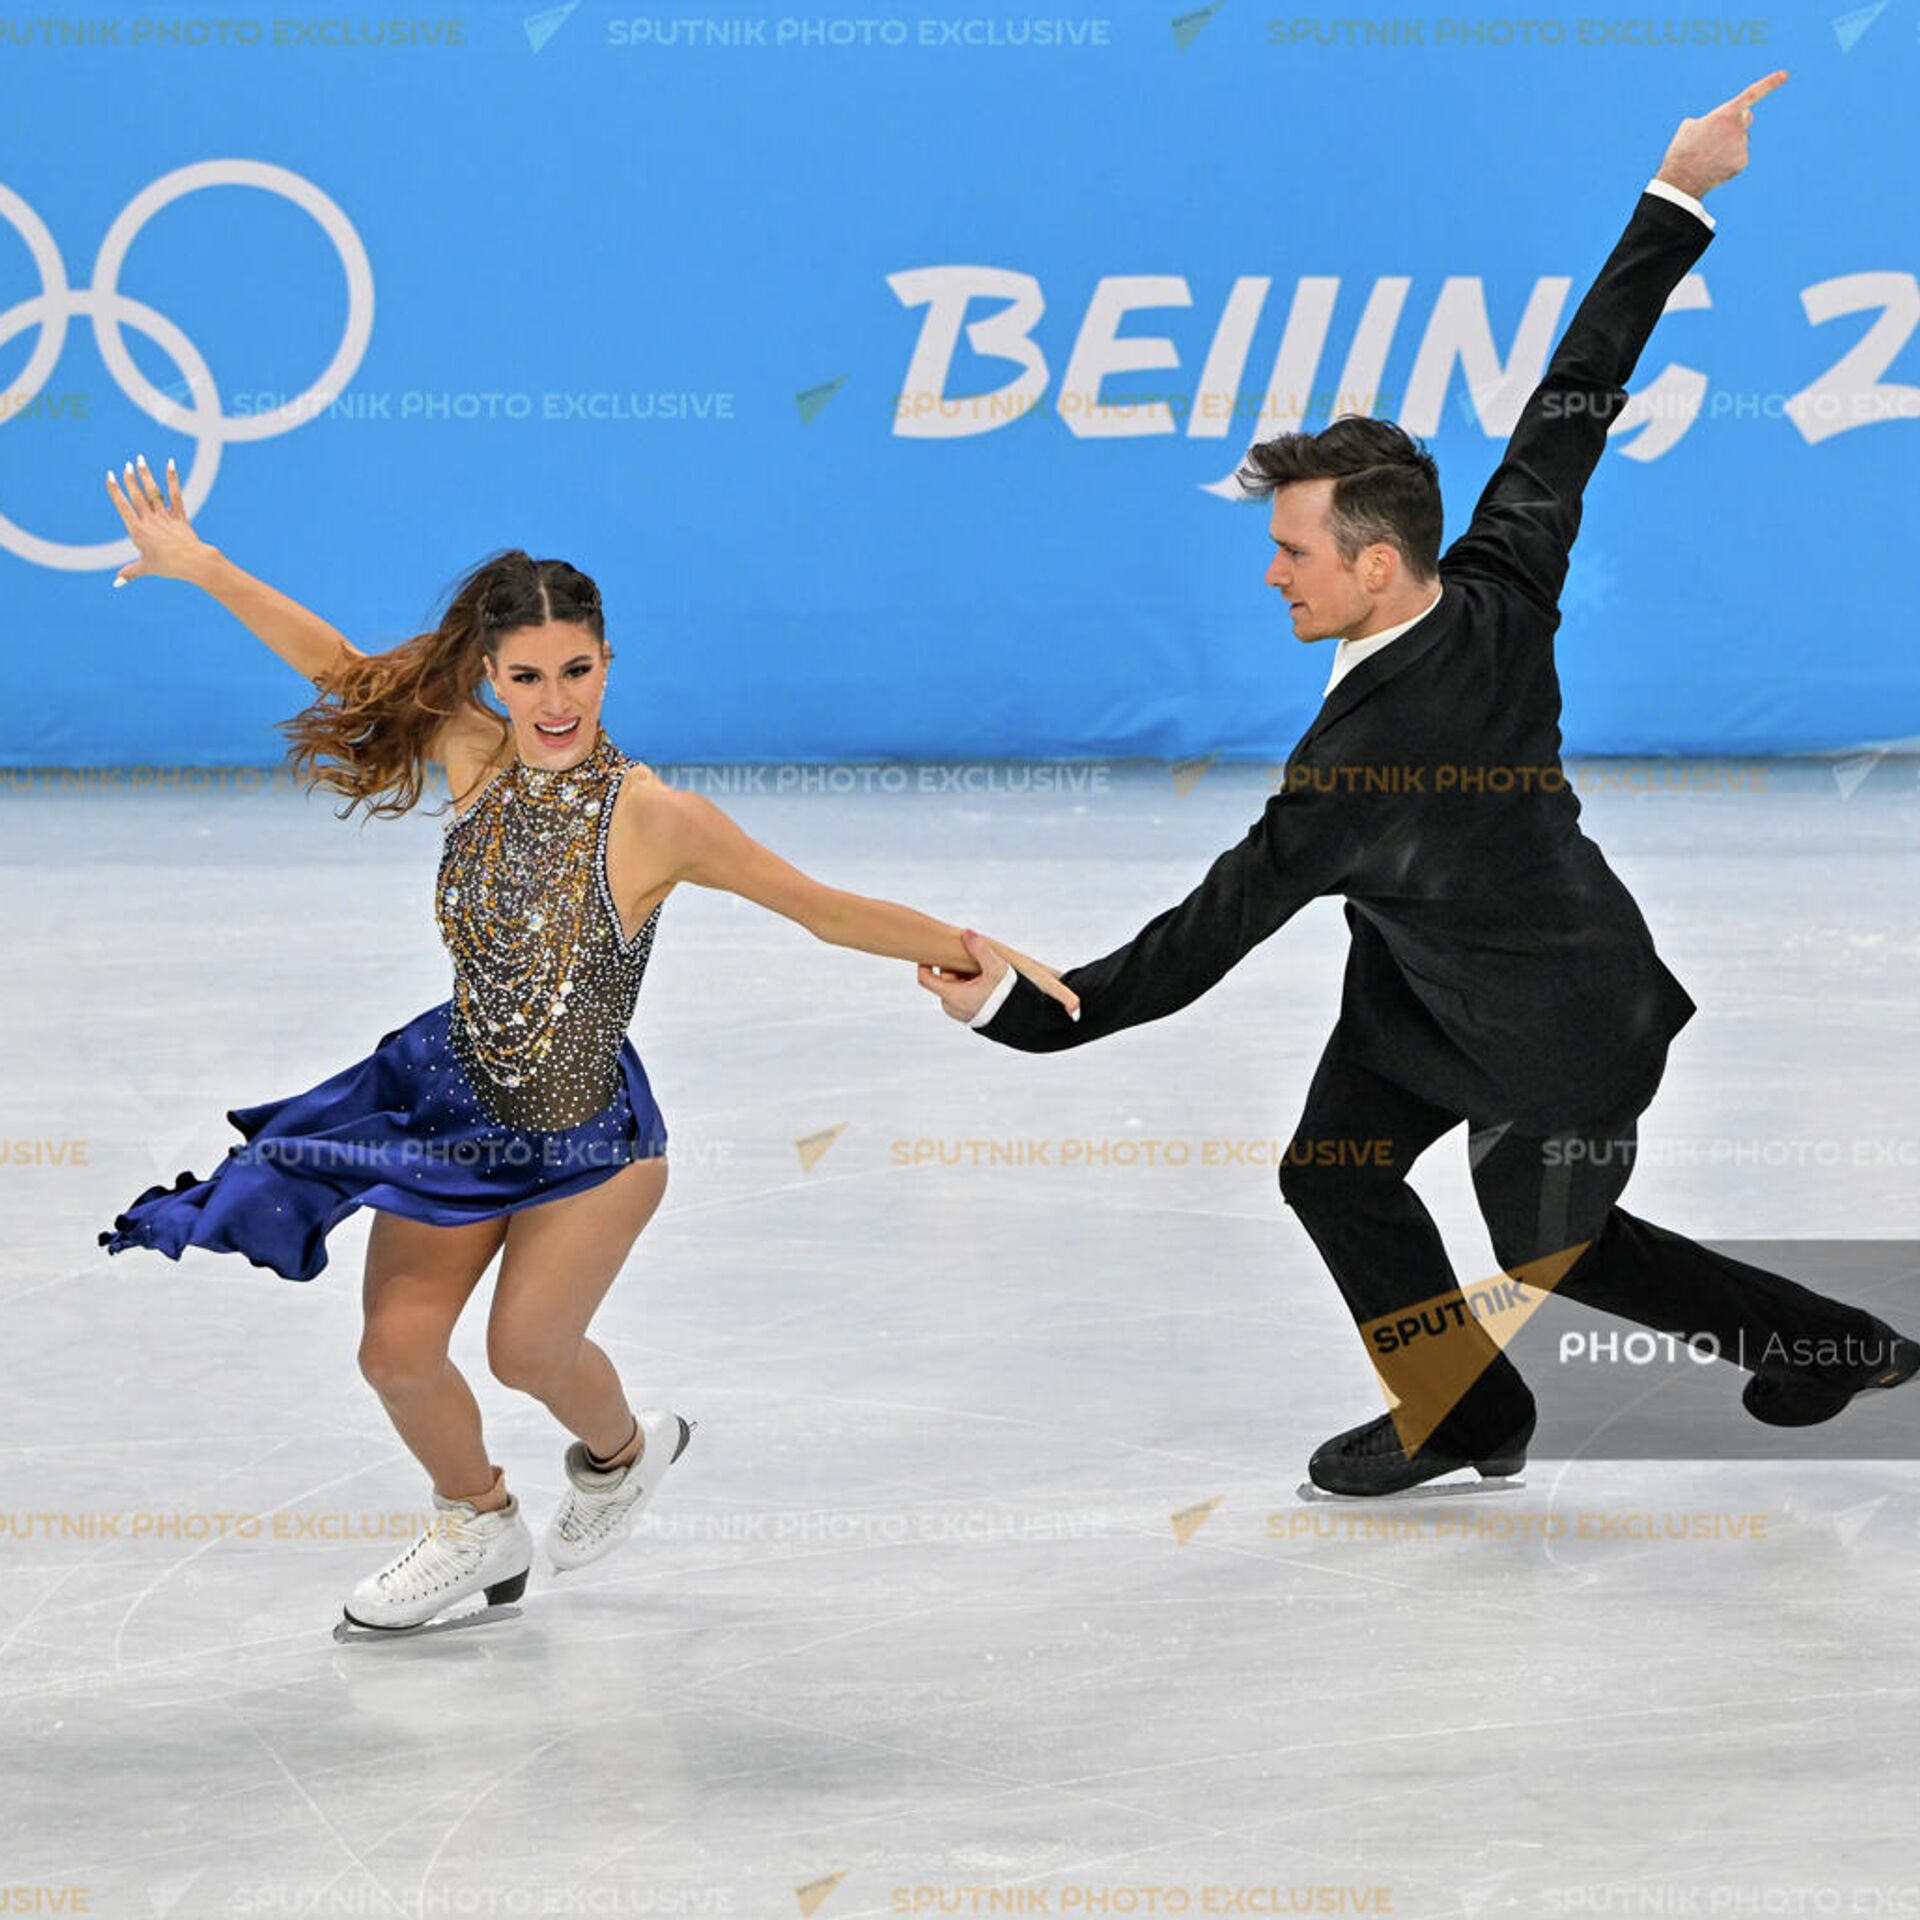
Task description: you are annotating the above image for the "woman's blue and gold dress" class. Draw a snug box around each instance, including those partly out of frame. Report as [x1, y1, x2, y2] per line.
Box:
[97, 726, 668, 1282]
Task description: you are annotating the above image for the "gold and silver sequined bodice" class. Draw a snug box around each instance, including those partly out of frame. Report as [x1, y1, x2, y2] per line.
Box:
[434, 726, 662, 1131]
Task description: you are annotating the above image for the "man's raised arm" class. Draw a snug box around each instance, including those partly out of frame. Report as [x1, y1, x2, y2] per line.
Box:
[1440, 70, 1787, 615]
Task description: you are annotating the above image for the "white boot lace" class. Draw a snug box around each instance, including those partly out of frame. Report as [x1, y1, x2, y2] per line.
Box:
[377, 1509, 490, 1598]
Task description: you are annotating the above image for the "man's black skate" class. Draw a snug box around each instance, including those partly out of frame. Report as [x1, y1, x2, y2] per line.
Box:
[1741, 1323, 1920, 1428]
[1307, 1409, 1534, 1497]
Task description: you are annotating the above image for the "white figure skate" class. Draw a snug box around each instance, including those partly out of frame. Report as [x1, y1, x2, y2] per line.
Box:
[338, 1470, 533, 1637]
[546, 1407, 697, 1573]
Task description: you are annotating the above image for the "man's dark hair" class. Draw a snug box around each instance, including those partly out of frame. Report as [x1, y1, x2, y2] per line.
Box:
[1236, 415, 1443, 583]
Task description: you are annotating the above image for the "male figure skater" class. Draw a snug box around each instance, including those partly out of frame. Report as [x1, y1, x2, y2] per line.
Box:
[921, 72, 1918, 1494]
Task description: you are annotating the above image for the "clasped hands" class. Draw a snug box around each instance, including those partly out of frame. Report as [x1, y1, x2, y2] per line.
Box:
[918, 929, 1080, 1026]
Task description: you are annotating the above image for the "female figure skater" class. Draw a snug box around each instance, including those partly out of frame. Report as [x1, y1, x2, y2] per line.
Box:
[95, 451, 1078, 1635]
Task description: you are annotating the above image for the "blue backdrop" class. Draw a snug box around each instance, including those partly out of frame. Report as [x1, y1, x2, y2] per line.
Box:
[4, 3, 1918, 766]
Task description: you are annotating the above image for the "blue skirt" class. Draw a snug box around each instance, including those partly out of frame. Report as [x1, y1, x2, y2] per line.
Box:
[96, 1001, 669, 1284]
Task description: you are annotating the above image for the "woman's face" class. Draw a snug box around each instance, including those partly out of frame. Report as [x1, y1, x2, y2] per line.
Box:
[485, 620, 608, 766]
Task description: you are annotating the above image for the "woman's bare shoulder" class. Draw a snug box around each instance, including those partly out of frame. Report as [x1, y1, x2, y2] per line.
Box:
[432, 706, 512, 809]
[617, 760, 730, 863]
[606, 760, 700, 904]
[613, 759, 693, 833]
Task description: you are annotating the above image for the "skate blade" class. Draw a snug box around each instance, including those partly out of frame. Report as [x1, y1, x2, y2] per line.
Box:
[1294, 1474, 1526, 1505]
[331, 1600, 524, 1643]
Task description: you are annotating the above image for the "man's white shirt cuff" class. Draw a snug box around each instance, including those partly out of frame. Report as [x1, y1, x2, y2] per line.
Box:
[968, 966, 1020, 1030]
[1644, 175, 1715, 231]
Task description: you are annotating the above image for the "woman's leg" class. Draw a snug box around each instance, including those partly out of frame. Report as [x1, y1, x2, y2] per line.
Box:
[486, 1155, 670, 1462]
[359, 1209, 510, 1507]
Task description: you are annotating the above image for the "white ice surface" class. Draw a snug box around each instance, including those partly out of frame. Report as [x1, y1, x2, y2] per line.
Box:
[4, 757, 1920, 1917]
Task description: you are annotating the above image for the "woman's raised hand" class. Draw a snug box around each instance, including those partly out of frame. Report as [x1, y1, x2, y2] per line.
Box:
[104, 453, 214, 587]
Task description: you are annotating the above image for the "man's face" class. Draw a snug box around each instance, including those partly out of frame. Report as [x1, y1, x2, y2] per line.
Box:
[1264, 479, 1372, 643]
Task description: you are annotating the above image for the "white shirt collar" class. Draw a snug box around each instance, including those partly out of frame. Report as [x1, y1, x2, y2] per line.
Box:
[1322, 583, 1445, 696]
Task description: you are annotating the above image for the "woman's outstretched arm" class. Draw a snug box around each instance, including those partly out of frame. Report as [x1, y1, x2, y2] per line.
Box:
[104, 452, 364, 688]
[626, 777, 1080, 1018]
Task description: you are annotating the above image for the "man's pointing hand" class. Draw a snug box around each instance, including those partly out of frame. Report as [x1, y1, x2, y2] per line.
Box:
[1657, 68, 1787, 200]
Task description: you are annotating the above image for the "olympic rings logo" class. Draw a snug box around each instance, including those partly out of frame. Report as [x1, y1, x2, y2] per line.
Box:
[0, 159, 373, 571]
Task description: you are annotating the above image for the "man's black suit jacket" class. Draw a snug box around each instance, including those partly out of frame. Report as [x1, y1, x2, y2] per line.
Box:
[976, 189, 1712, 1133]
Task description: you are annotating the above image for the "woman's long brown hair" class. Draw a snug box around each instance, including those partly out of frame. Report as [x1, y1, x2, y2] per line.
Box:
[277, 548, 607, 822]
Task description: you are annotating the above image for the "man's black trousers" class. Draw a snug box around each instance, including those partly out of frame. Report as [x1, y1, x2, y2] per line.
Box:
[1279, 1022, 1884, 1456]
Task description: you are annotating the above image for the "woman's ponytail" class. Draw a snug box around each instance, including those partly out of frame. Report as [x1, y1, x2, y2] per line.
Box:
[276, 548, 605, 822]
